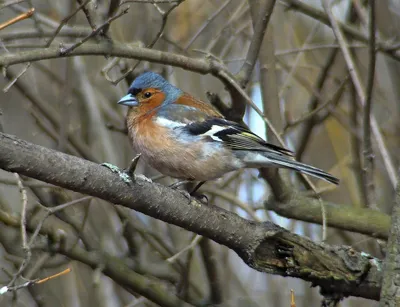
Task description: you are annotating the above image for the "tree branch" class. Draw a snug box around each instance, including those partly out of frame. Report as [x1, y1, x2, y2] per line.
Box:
[238, 0, 276, 88]
[380, 177, 400, 306]
[265, 192, 390, 240]
[0, 132, 383, 301]
[281, 0, 400, 62]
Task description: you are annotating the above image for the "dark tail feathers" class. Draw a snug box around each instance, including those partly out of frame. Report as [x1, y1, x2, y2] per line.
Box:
[269, 154, 339, 185]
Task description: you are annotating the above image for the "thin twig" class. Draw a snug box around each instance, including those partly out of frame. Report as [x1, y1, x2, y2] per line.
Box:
[238, 0, 277, 88]
[112, 1, 183, 84]
[199, 238, 223, 304]
[3, 62, 31, 92]
[278, 23, 320, 99]
[362, 0, 376, 209]
[284, 76, 348, 131]
[350, 82, 367, 205]
[322, 0, 397, 188]
[0, 7, 34, 31]
[59, 7, 130, 55]
[14, 174, 28, 252]
[77, 0, 96, 30]
[46, 0, 92, 47]
[166, 235, 203, 263]
[0, 268, 71, 295]
[202, 187, 260, 221]
[6, 174, 31, 289]
[275, 43, 366, 56]
[280, 0, 400, 61]
[294, 49, 338, 160]
[184, 0, 232, 50]
[206, 1, 248, 51]
[291, 289, 296, 307]
[35, 268, 71, 284]
[0, 0, 25, 10]
[28, 196, 93, 249]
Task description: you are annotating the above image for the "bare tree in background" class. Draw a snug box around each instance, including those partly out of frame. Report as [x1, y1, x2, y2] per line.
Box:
[0, 0, 399, 306]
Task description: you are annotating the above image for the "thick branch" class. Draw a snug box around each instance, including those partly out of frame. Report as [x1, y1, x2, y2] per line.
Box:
[0, 43, 211, 73]
[0, 43, 246, 121]
[265, 193, 390, 240]
[380, 178, 400, 306]
[0, 132, 383, 301]
[52, 244, 191, 307]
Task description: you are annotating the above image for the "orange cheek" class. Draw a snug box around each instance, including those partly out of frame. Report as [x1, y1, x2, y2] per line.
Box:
[139, 92, 166, 114]
[126, 92, 166, 125]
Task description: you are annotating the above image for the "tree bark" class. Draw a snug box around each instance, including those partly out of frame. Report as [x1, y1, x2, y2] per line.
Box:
[379, 179, 400, 306]
[0, 132, 383, 301]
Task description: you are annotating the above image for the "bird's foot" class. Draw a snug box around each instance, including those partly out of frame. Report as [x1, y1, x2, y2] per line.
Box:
[101, 163, 132, 184]
[101, 155, 151, 185]
[169, 180, 208, 204]
[135, 173, 152, 183]
[169, 180, 192, 200]
[169, 180, 191, 189]
[192, 193, 208, 205]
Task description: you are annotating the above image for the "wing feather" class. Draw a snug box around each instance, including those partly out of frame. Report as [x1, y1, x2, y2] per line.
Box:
[185, 118, 293, 157]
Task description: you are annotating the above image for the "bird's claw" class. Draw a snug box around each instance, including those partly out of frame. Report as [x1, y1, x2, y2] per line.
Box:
[135, 173, 152, 183]
[178, 190, 192, 200]
[169, 180, 191, 189]
[169, 181, 208, 204]
[101, 163, 152, 185]
[101, 155, 152, 185]
[194, 193, 208, 205]
[101, 163, 132, 184]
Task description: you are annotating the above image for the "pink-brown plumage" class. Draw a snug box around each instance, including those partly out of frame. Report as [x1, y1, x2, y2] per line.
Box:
[118, 72, 339, 185]
[126, 108, 240, 180]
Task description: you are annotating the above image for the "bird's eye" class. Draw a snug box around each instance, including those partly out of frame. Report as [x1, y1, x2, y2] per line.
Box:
[144, 92, 152, 98]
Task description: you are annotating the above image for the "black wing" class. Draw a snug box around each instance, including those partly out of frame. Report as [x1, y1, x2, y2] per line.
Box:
[185, 118, 293, 157]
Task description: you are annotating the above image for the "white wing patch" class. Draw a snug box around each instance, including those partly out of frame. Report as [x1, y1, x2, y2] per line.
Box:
[156, 117, 186, 129]
[201, 125, 227, 142]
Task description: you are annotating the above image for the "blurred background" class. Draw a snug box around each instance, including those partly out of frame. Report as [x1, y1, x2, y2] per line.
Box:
[0, 0, 399, 306]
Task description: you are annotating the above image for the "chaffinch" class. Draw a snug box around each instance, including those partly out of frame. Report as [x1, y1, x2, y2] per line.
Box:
[117, 72, 339, 185]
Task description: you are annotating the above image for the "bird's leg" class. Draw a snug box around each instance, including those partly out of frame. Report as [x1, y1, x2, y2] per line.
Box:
[169, 180, 208, 204]
[190, 181, 206, 195]
[169, 180, 192, 200]
[101, 154, 152, 184]
[169, 180, 191, 189]
[190, 181, 208, 204]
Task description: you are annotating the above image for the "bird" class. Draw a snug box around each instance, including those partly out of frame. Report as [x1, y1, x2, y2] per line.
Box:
[117, 71, 339, 186]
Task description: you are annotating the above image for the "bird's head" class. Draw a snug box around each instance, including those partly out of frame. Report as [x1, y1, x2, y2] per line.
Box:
[118, 72, 183, 108]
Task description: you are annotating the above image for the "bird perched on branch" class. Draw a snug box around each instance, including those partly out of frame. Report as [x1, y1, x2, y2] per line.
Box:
[117, 71, 339, 186]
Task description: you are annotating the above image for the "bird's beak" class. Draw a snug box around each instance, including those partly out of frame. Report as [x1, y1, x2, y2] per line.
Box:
[118, 94, 138, 107]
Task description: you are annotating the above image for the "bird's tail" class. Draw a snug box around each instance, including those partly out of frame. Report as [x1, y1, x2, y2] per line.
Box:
[267, 154, 339, 185]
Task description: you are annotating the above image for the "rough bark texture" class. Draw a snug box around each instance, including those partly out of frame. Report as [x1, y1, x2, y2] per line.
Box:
[0, 132, 383, 300]
[379, 180, 400, 306]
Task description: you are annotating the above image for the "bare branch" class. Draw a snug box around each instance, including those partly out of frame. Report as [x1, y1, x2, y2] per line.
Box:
[59, 7, 130, 55]
[77, 0, 97, 30]
[238, 0, 277, 88]
[362, 0, 377, 209]
[0, 7, 34, 31]
[0, 132, 385, 301]
[321, 0, 397, 189]
[0, 0, 25, 11]
[280, 0, 400, 61]
[46, 0, 92, 47]
[380, 176, 400, 306]
[113, 1, 184, 84]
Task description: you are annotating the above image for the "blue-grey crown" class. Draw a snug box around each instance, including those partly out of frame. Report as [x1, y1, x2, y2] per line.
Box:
[130, 72, 183, 105]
